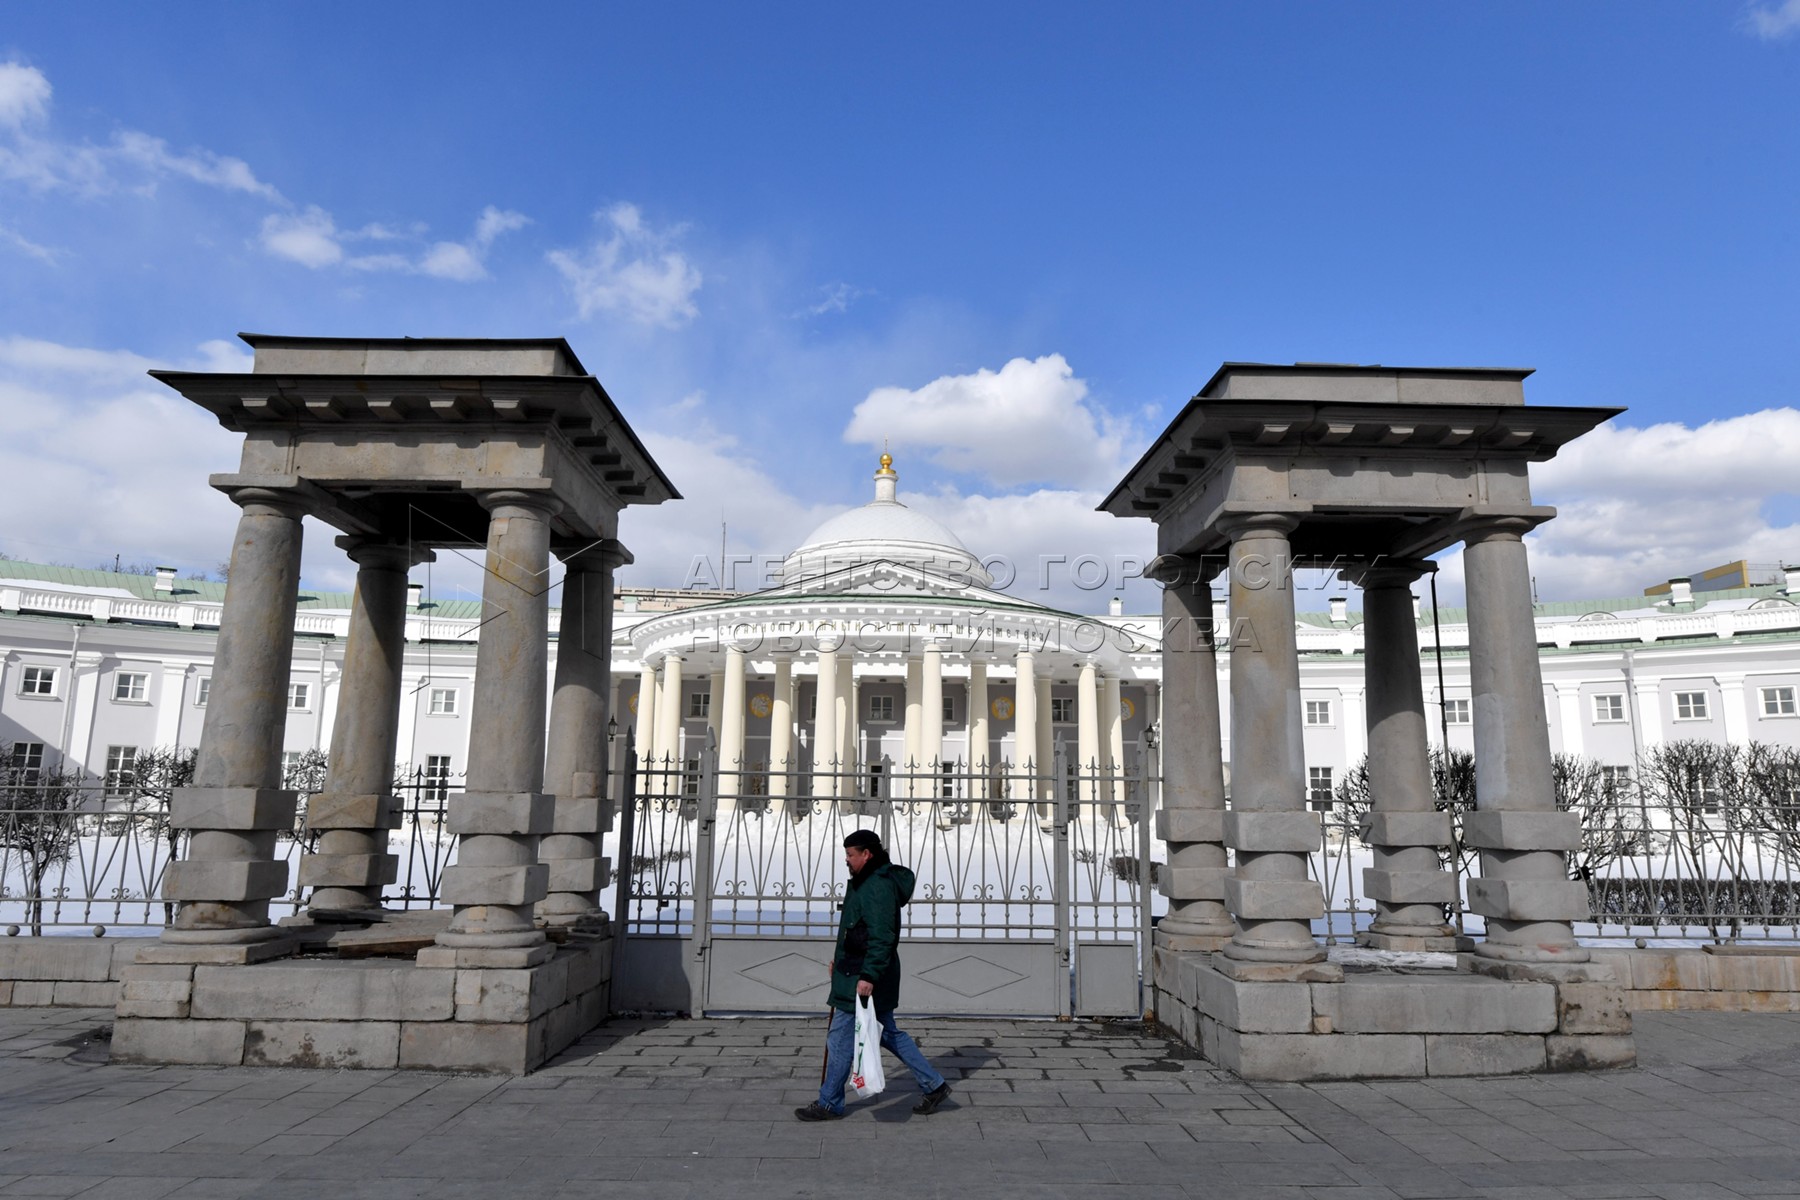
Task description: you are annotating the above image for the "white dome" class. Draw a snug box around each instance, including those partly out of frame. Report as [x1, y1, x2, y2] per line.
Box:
[780, 457, 993, 588]
[794, 503, 971, 556]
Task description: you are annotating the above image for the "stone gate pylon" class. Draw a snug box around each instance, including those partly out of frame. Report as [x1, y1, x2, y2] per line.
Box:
[112, 335, 676, 1073]
[1106, 362, 1636, 1080]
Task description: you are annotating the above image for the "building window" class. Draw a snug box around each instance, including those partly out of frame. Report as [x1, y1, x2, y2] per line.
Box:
[683, 756, 701, 797]
[941, 761, 956, 799]
[1762, 686, 1798, 717]
[423, 755, 453, 804]
[281, 750, 303, 782]
[942, 697, 955, 724]
[113, 672, 148, 703]
[287, 682, 311, 712]
[1674, 691, 1710, 721]
[1307, 766, 1334, 809]
[868, 695, 895, 723]
[104, 745, 138, 797]
[1304, 699, 1332, 727]
[429, 687, 458, 716]
[19, 665, 57, 697]
[1592, 694, 1625, 723]
[9, 741, 45, 785]
[863, 762, 885, 799]
[688, 691, 711, 720]
[1050, 697, 1074, 724]
[1599, 765, 1632, 796]
[1443, 698, 1471, 726]
[1686, 772, 1721, 814]
[195, 677, 211, 706]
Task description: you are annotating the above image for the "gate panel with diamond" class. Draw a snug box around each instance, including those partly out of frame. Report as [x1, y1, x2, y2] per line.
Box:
[610, 738, 1156, 1017]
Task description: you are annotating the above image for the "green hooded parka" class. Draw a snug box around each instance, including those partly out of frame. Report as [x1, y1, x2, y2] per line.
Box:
[827, 857, 916, 1015]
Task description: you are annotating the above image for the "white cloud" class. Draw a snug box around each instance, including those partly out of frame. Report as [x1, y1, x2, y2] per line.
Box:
[111, 131, 282, 202]
[0, 337, 271, 584]
[0, 62, 51, 129]
[261, 203, 527, 281]
[844, 354, 1136, 491]
[1743, 0, 1800, 39]
[548, 202, 703, 328]
[259, 206, 344, 268]
[0, 222, 59, 264]
[1421, 409, 1800, 608]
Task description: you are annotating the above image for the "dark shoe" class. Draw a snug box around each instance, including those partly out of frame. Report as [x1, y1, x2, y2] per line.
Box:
[794, 1101, 844, 1122]
[912, 1082, 952, 1115]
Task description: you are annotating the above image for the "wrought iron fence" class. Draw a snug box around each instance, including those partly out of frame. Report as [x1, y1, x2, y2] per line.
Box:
[615, 744, 1157, 947]
[0, 767, 464, 934]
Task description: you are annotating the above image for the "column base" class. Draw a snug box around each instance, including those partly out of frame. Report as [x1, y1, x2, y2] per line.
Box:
[160, 925, 288, 946]
[1358, 930, 1468, 953]
[1471, 939, 1591, 966]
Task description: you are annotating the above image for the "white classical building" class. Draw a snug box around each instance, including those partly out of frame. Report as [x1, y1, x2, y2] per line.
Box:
[3, 458, 1800, 805]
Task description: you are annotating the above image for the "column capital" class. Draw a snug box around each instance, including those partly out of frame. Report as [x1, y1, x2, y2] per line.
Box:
[1215, 512, 1300, 541]
[225, 486, 312, 520]
[333, 535, 435, 571]
[1340, 558, 1432, 590]
[1145, 552, 1226, 586]
[1458, 511, 1551, 545]
[476, 487, 565, 517]
[555, 538, 633, 571]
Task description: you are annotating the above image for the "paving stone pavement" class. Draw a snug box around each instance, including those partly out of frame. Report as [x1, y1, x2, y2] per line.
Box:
[5, 1006, 1800, 1199]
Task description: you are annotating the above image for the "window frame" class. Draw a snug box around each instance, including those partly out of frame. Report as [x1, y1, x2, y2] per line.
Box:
[687, 691, 711, 720]
[428, 687, 459, 716]
[1673, 690, 1710, 721]
[18, 665, 58, 698]
[423, 754, 454, 804]
[867, 694, 895, 723]
[1443, 698, 1472, 726]
[1050, 696, 1075, 724]
[194, 677, 211, 707]
[1307, 765, 1334, 809]
[1303, 699, 1333, 728]
[941, 696, 955, 724]
[103, 744, 138, 798]
[9, 741, 46, 785]
[286, 681, 312, 712]
[1592, 693, 1626, 723]
[1761, 686, 1798, 718]
[112, 671, 149, 703]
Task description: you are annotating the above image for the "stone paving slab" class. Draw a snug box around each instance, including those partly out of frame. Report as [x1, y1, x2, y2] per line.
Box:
[5, 1006, 1800, 1197]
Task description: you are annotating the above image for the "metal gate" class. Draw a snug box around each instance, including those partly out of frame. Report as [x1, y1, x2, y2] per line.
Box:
[608, 735, 1158, 1018]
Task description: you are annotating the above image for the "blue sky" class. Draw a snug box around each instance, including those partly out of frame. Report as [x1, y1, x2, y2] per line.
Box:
[2, 3, 1798, 610]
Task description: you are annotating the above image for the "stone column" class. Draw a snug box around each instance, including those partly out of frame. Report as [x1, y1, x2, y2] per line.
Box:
[769, 656, 793, 798]
[1347, 562, 1457, 951]
[431, 490, 561, 963]
[539, 540, 628, 930]
[1462, 520, 1589, 965]
[1036, 675, 1054, 803]
[655, 653, 684, 769]
[1102, 673, 1125, 808]
[813, 644, 839, 797]
[633, 660, 657, 793]
[1076, 659, 1101, 804]
[1218, 515, 1334, 978]
[969, 659, 990, 769]
[720, 645, 748, 771]
[921, 641, 944, 769]
[706, 670, 726, 752]
[903, 654, 923, 796]
[1153, 562, 1234, 950]
[302, 538, 429, 918]
[1012, 648, 1038, 802]
[163, 488, 308, 945]
[838, 655, 857, 772]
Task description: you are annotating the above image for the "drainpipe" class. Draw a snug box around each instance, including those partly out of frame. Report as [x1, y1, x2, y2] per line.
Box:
[58, 624, 82, 774]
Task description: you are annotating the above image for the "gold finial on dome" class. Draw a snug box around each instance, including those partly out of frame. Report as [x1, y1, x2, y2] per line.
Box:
[878, 450, 894, 474]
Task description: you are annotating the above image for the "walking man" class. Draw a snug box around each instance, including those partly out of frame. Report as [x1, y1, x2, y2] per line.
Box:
[795, 828, 952, 1121]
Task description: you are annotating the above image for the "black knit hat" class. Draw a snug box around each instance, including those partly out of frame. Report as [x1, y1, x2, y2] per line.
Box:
[842, 829, 883, 853]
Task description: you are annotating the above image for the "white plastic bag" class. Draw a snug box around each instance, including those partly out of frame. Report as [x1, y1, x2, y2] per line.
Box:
[847, 995, 887, 1100]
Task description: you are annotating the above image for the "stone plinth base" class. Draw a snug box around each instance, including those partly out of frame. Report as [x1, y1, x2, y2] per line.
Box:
[1152, 945, 1635, 1081]
[111, 926, 612, 1073]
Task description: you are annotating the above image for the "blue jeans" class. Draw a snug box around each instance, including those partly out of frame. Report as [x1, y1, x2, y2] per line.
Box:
[816, 1005, 946, 1114]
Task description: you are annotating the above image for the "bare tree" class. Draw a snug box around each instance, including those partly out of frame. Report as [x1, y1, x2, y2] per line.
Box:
[0, 752, 88, 935]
